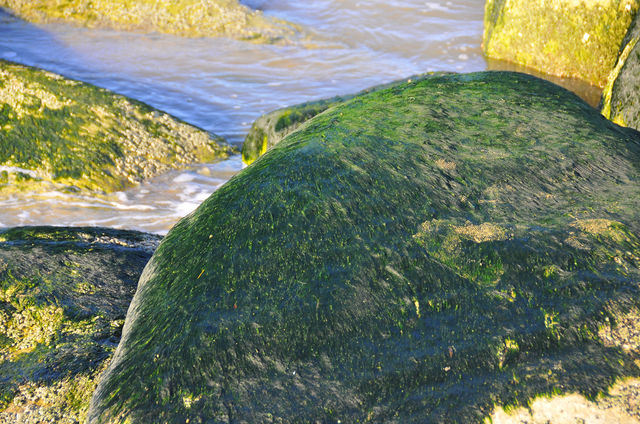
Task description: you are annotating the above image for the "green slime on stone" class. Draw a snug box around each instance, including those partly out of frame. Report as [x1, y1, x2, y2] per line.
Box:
[0, 226, 160, 423]
[89, 72, 640, 423]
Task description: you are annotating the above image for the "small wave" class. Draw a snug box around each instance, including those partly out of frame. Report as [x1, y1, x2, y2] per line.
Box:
[174, 202, 204, 217]
[107, 203, 157, 211]
[424, 2, 451, 11]
[0, 166, 39, 178]
[173, 173, 196, 183]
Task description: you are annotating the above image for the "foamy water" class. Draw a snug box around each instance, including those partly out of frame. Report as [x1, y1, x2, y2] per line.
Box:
[0, 157, 244, 234]
[0, 1, 598, 234]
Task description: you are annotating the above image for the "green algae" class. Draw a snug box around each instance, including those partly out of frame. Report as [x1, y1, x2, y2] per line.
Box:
[0, 226, 160, 423]
[413, 220, 508, 286]
[0, 0, 303, 44]
[241, 75, 432, 165]
[600, 13, 640, 130]
[89, 72, 640, 423]
[0, 60, 233, 195]
[483, 0, 639, 88]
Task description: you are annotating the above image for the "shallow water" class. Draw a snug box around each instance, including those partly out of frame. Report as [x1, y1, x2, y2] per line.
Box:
[0, 157, 244, 234]
[0, 1, 599, 234]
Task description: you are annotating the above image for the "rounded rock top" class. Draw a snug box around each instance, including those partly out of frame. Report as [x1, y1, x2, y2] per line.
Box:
[89, 72, 640, 423]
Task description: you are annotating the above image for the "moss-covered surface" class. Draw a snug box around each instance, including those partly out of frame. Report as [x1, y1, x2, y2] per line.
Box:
[241, 75, 436, 165]
[0, 226, 160, 423]
[88, 72, 640, 423]
[0, 60, 233, 195]
[483, 0, 639, 88]
[242, 69, 607, 165]
[241, 97, 339, 165]
[601, 13, 640, 130]
[0, 0, 302, 44]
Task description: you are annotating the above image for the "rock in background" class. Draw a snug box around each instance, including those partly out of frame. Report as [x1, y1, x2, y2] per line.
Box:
[88, 72, 640, 423]
[483, 0, 638, 87]
[0, 60, 233, 195]
[601, 12, 640, 130]
[0, 226, 160, 424]
[0, 0, 303, 44]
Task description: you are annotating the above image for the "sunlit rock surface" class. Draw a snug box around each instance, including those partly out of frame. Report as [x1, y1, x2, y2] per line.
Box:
[0, 0, 303, 44]
[601, 13, 640, 131]
[0, 60, 232, 195]
[489, 378, 640, 423]
[483, 0, 638, 87]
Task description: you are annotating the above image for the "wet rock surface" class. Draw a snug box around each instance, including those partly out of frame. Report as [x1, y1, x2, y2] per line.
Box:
[0, 226, 160, 423]
[89, 72, 640, 423]
[482, 0, 638, 87]
[601, 13, 640, 131]
[0, 59, 233, 195]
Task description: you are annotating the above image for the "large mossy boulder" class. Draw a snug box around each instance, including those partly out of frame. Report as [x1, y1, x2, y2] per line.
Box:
[601, 13, 640, 130]
[0, 0, 302, 44]
[89, 72, 640, 423]
[483, 0, 639, 87]
[0, 60, 232, 195]
[0, 226, 160, 423]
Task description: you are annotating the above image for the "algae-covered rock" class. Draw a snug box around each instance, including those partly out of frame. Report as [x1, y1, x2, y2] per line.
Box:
[0, 226, 160, 424]
[601, 13, 640, 130]
[483, 0, 639, 87]
[0, 0, 302, 44]
[242, 96, 342, 165]
[241, 75, 426, 165]
[89, 72, 640, 423]
[0, 60, 232, 195]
